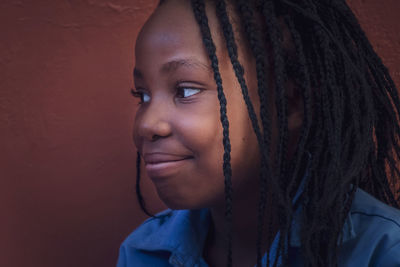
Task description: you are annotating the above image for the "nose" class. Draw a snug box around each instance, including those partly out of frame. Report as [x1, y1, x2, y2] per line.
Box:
[134, 101, 172, 142]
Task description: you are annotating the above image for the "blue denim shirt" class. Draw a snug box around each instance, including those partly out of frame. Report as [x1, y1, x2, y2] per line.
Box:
[117, 189, 400, 267]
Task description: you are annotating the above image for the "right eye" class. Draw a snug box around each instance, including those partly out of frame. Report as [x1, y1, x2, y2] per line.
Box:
[131, 89, 151, 104]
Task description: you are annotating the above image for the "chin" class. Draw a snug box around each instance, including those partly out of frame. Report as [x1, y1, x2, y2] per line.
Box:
[157, 190, 210, 210]
[160, 197, 203, 210]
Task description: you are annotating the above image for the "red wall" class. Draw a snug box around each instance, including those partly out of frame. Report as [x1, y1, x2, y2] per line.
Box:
[1, 1, 399, 267]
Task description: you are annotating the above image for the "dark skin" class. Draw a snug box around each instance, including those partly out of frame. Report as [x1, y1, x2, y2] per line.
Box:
[132, 0, 303, 266]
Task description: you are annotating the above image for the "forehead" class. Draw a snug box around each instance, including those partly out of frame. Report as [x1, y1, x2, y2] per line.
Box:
[136, 1, 202, 58]
[135, 0, 227, 71]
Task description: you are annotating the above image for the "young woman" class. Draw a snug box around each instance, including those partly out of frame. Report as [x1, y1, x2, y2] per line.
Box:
[117, 0, 400, 266]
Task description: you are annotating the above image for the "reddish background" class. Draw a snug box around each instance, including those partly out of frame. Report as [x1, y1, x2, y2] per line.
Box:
[1, 1, 399, 267]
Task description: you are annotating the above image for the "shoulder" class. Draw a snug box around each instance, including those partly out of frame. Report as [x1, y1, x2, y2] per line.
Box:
[339, 189, 400, 266]
[350, 188, 400, 234]
[352, 188, 400, 217]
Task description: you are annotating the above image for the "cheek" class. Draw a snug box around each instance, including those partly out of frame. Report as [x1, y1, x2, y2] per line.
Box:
[172, 101, 227, 205]
[175, 101, 222, 159]
[223, 76, 262, 188]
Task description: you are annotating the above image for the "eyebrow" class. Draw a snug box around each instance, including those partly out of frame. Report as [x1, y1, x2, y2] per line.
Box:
[133, 58, 212, 79]
[161, 58, 212, 73]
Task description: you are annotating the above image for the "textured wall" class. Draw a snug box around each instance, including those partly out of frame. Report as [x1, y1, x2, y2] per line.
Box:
[347, 0, 400, 85]
[0, 1, 399, 267]
[0, 1, 162, 267]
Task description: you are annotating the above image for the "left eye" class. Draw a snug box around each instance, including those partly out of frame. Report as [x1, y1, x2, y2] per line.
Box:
[177, 87, 201, 98]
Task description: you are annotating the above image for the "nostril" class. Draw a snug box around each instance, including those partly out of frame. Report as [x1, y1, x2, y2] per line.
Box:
[151, 134, 162, 141]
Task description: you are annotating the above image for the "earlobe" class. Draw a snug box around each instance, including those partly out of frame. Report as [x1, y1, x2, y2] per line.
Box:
[286, 82, 304, 131]
[288, 106, 303, 131]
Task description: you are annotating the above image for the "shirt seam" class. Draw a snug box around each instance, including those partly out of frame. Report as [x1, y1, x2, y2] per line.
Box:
[350, 211, 400, 229]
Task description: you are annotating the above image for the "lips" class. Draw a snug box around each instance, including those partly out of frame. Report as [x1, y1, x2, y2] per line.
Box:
[143, 152, 193, 178]
[143, 153, 193, 164]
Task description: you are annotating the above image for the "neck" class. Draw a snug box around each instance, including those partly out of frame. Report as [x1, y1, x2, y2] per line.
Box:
[203, 185, 278, 266]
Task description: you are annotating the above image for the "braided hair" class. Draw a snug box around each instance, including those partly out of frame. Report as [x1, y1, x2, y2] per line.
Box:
[136, 0, 400, 266]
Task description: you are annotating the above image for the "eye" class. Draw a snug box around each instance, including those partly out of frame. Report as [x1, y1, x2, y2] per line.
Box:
[176, 87, 201, 98]
[131, 89, 151, 104]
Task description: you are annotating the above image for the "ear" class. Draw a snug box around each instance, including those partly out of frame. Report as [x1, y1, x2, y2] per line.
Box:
[286, 80, 303, 132]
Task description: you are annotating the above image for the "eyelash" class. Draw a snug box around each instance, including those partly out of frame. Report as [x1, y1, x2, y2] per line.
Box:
[130, 87, 202, 104]
[130, 88, 147, 104]
[176, 87, 202, 99]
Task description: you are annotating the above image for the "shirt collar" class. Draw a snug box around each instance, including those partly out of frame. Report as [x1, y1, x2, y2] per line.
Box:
[126, 209, 211, 265]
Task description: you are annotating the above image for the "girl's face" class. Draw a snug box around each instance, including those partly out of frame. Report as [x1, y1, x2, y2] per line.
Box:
[133, 0, 262, 209]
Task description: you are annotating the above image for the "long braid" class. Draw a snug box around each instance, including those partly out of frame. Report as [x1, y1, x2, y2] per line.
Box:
[215, 0, 264, 147]
[262, 0, 289, 190]
[305, 5, 351, 265]
[282, 14, 313, 259]
[261, 2, 292, 265]
[332, 0, 400, 117]
[215, 1, 273, 265]
[135, 151, 154, 217]
[285, 2, 335, 265]
[191, 0, 234, 265]
[302, 22, 329, 266]
[331, 0, 400, 206]
[234, 0, 275, 265]
[283, 14, 312, 211]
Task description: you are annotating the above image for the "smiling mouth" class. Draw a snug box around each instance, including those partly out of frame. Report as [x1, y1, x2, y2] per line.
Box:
[143, 153, 194, 178]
